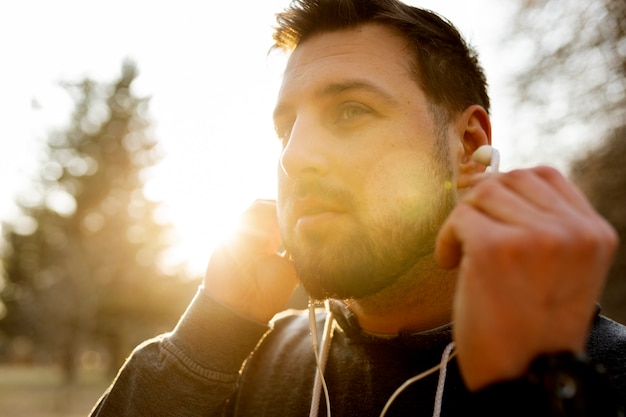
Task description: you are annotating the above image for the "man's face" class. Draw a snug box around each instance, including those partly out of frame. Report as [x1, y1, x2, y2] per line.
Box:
[274, 24, 457, 300]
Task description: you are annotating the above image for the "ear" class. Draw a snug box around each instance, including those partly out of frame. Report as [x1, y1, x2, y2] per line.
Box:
[456, 105, 491, 189]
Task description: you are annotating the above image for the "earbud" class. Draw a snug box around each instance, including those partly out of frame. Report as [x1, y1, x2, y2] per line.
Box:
[472, 145, 500, 173]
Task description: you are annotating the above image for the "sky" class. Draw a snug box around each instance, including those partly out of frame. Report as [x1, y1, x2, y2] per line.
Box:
[1, 0, 525, 276]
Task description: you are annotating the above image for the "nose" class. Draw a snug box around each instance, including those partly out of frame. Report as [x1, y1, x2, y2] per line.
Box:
[279, 116, 330, 180]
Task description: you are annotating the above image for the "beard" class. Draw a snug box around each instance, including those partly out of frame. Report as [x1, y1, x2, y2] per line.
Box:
[278, 150, 455, 301]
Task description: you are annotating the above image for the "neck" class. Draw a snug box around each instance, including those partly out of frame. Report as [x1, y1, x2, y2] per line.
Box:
[348, 257, 457, 335]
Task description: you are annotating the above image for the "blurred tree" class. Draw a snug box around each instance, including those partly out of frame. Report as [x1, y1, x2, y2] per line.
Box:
[0, 61, 198, 380]
[570, 126, 626, 324]
[507, 0, 626, 322]
[506, 0, 625, 152]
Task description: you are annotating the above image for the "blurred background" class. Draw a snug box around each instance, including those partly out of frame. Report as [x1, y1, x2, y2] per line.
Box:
[0, 0, 624, 415]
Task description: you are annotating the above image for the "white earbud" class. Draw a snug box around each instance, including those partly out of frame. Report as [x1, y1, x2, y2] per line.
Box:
[472, 145, 500, 173]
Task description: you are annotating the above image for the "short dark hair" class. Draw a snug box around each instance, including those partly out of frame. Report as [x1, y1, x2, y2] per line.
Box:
[273, 0, 490, 121]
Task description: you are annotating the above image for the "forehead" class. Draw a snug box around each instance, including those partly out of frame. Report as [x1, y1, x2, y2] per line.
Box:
[277, 24, 419, 104]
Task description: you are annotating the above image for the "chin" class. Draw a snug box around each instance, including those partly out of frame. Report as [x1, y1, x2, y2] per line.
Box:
[295, 258, 402, 301]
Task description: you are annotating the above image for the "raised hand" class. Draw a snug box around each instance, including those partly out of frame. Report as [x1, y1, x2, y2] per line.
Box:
[203, 199, 298, 323]
[436, 166, 618, 390]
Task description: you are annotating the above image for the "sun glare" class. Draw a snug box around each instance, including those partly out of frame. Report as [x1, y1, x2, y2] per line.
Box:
[138, 44, 289, 278]
[144, 134, 283, 277]
[1, 0, 517, 282]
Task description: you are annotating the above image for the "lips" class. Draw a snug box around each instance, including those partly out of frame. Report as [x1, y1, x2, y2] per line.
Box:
[291, 198, 345, 220]
[281, 181, 352, 232]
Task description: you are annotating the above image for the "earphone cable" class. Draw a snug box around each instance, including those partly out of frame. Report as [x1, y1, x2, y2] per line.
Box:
[309, 300, 334, 417]
[379, 341, 457, 417]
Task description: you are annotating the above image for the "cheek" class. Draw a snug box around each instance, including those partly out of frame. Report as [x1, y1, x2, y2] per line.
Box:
[276, 171, 293, 223]
[276, 167, 292, 200]
[363, 150, 430, 207]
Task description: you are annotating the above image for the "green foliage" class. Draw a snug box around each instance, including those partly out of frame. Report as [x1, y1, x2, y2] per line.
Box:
[0, 61, 197, 378]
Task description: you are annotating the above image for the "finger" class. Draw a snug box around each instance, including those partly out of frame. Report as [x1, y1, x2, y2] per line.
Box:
[435, 203, 494, 269]
[529, 166, 598, 216]
[230, 199, 281, 254]
[462, 174, 554, 227]
[468, 167, 596, 217]
[435, 215, 462, 270]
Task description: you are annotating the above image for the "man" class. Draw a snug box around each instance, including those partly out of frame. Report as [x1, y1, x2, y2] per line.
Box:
[91, 0, 626, 415]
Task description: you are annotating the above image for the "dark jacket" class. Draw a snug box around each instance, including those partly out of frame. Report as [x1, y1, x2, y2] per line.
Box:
[91, 289, 626, 416]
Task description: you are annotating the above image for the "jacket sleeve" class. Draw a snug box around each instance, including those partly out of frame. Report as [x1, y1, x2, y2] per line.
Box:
[89, 287, 270, 417]
[468, 351, 625, 417]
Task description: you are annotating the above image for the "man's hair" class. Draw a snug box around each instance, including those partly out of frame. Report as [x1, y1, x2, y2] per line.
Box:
[272, 0, 490, 120]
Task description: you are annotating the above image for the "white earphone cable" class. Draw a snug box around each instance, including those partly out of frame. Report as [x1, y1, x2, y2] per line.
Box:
[308, 300, 456, 417]
[309, 299, 334, 417]
[432, 341, 456, 417]
[379, 341, 456, 417]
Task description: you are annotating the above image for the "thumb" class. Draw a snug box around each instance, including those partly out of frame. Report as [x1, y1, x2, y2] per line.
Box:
[435, 212, 462, 270]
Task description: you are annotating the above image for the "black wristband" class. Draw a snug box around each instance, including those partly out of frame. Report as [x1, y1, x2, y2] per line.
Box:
[526, 351, 622, 417]
[471, 352, 624, 417]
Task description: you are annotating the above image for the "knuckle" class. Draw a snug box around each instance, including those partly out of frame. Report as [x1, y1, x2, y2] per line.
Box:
[533, 165, 561, 179]
[554, 216, 617, 258]
[469, 178, 500, 201]
[503, 168, 530, 182]
[523, 224, 571, 255]
[603, 220, 620, 249]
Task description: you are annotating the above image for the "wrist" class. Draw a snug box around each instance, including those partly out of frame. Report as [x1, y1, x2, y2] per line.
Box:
[471, 351, 623, 417]
[527, 351, 620, 416]
[169, 288, 270, 373]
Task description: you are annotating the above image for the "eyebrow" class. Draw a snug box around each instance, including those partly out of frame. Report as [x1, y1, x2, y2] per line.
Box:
[273, 79, 399, 122]
[316, 80, 398, 104]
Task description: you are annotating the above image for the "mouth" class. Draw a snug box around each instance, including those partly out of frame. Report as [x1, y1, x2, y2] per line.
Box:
[294, 198, 344, 215]
[291, 199, 346, 228]
[281, 180, 353, 235]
